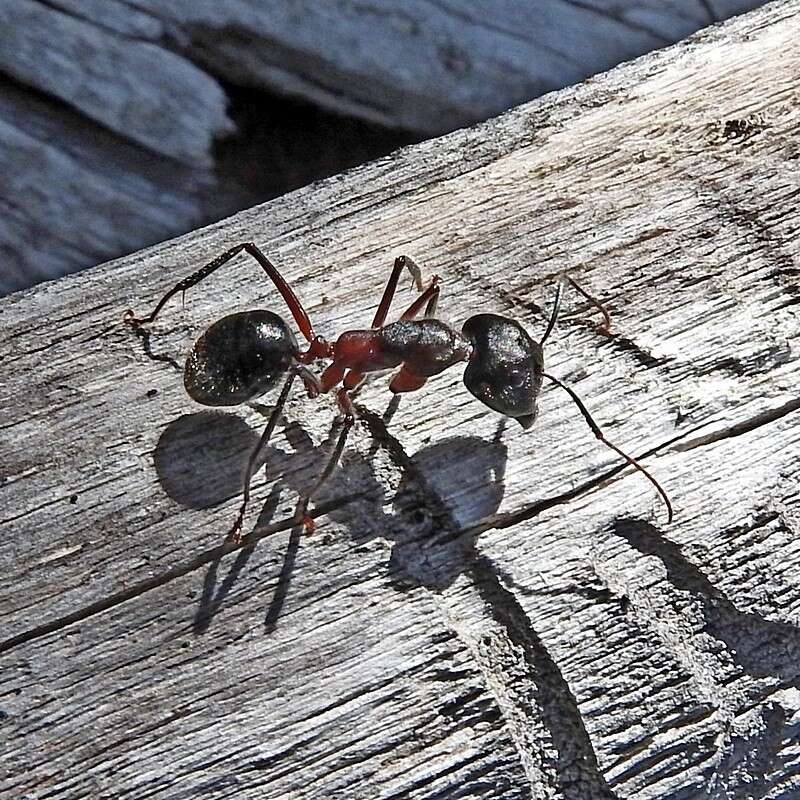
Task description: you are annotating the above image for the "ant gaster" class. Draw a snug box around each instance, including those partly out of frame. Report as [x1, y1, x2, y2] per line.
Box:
[124, 242, 673, 541]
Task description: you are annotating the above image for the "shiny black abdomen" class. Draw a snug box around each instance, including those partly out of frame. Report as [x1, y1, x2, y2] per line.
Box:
[184, 310, 297, 406]
[379, 319, 471, 377]
[462, 313, 543, 428]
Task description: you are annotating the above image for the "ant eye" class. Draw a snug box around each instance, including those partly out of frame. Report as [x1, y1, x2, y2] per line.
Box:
[411, 508, 429, 526]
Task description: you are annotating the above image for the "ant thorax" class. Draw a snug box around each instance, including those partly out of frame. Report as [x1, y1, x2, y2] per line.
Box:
[377, 318, 471, 378]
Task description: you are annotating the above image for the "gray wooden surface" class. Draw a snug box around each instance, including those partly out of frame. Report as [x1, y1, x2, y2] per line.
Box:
[2, 1, 800, 797]
[0, 0, 769, 295]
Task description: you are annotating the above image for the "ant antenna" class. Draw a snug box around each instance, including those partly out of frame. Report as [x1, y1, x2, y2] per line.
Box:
[542, 372, 673, 523]
[540, 278, 564, 346]
[540, 274, 612, 346]
[566, 276, 611, 333]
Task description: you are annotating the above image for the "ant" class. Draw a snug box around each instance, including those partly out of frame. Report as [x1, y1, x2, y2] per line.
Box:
[124, 242, 673, 542]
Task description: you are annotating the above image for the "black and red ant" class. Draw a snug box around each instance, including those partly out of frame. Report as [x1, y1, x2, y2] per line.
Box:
[124, 242, 673, 541]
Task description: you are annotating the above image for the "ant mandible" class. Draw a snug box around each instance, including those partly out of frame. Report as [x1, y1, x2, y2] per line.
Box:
[124, 242, 673, 542]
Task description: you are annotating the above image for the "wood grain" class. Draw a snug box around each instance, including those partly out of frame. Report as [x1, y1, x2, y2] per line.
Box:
[2, 2, 799, 797]
[0, 0, 768, 294]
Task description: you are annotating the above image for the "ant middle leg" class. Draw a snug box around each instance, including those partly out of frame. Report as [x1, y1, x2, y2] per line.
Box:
[400, 278, 441, 320]
[226, 368, 296, 544]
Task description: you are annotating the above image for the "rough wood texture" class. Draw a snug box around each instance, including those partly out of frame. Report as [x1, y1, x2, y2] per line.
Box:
[2, 1, 800, 797]
[17, 0, 767, 137]
[0, 0, 768, 295]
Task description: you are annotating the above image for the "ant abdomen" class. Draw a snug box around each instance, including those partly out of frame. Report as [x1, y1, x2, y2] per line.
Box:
[184, 310, 297, 406]
[462, 313, 544, 428]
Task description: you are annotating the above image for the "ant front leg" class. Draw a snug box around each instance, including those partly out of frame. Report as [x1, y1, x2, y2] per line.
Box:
[400, 275, 441, 320]
[296, 387, 357, 534]
[385, 275, 442, 393]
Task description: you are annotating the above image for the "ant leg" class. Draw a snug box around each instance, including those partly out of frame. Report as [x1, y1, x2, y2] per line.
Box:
[542, 372, 673, 523]
[124, 242, 329, 358]
[381, 277, 440, 407]
[227, 369, 296, 544]
[371, 255, 425, 328]
[295, 364, 322, 398]
[320, 360, 347, 393]
[400, 278, 441, 320]
[421, 281, 440, 318]
[389, 366, 427, 393]
[341, 368, 367, 399]
[296, 387, 356, 533]
[382, 394, 402, 423]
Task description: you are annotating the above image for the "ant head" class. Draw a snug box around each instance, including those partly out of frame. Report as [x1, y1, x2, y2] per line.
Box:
[461, 313, 544, 429]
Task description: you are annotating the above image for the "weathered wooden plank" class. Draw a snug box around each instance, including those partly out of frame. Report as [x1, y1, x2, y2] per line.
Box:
[0, 0, 232, 165]
[60, 0, 769, 135]
[2, 1, 800, 798]
[0, 0, 769, 295]
[0, 77, 212, 296]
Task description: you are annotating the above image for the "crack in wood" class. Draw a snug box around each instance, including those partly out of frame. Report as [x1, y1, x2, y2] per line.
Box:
[672, 399, 800, 452]
[356, 404, 620, 795]
[0, 493, 361, 654]
[456, 426, 690, 540]
[467, 554, 619, 799]
[597, 332, 673, 371]
[3, 389, 795, 657]
[614, 516, 800, 687]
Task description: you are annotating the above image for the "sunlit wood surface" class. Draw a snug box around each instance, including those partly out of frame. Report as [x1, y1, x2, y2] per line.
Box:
[2, 2, 799, 797]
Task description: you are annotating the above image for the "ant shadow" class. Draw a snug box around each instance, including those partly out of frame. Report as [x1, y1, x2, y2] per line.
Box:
[152, 406, 512, 634]
[154, 407, 618, 798]
[373, 424, 616, 799]
[155, 411, 261, 509]
[381, 430, 508, 589]
[128, 323, 182, 372]
[611, 517, 800, 686]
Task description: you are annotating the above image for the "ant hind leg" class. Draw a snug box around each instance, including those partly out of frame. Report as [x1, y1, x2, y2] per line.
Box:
[226, 369, 296, 544]
[124, 242, 324, 355]
[295, 387, 357, 534]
